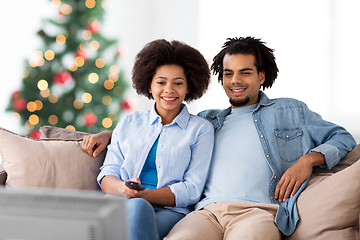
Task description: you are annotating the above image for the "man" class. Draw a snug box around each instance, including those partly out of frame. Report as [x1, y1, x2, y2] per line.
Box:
[82, 37, 356, 239]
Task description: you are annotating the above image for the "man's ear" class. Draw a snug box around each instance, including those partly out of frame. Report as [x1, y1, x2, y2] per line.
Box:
[259, 71, 265, 85]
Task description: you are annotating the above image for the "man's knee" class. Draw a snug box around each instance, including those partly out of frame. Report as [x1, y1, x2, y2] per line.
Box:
[165, 211, 222, 240]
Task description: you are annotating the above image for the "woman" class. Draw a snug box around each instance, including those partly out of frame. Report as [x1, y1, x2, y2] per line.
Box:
[83, 39, 214, 240]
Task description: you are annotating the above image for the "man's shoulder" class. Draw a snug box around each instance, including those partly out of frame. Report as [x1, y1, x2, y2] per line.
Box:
[197, 108, 229, 119]
[267, 97, 307, 109]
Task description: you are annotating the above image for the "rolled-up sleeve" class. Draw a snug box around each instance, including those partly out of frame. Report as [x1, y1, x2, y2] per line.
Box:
[303, 103, 356, 169]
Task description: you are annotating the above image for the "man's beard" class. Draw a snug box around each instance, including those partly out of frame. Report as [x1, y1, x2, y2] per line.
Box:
[229, 96, 250, 107]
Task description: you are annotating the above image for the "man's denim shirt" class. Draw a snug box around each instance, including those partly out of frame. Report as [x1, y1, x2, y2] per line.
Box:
[198, 91, 356, 236]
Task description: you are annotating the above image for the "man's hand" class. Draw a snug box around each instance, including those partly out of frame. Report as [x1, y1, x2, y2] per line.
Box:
[274, 151, 325, 203]
[81, 131, 112, 157]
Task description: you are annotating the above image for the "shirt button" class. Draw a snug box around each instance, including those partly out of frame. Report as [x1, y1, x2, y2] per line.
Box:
[274, 175, 277, 179]
[254, 119, 258, 122]
[286, 135, 289, 139]
[266, 155, 270, 158]
[260, 134, 264, 138]
[271, 196, 274, 199]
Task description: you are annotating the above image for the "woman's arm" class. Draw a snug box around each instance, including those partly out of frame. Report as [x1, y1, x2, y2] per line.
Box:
[82, 131, 113, 157]
[142, 187, 175, 206]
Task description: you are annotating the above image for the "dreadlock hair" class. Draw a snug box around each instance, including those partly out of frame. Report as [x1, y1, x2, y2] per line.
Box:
[211, 36, 278, 89]
[132, 39, 210, 102]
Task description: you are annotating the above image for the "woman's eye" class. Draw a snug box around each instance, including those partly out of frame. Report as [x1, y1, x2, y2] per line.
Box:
[156, 81, 165, 85]
[175, 82, 183, 86]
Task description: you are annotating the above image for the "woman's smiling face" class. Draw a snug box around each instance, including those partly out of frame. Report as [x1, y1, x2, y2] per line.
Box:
[149, 64, 188, 121]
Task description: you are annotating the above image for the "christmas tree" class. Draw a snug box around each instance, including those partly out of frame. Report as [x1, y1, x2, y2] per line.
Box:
[7, 0, 129, 139]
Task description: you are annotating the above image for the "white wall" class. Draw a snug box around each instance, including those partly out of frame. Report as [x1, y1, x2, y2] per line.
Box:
[0, 0, 359, 143]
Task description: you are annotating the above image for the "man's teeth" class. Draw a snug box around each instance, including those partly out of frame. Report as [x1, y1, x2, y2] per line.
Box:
[162, 97, 176, 100]
[232, 89, 244, 92]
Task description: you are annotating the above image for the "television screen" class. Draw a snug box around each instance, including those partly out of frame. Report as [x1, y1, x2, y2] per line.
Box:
[0, 187, 128, 240]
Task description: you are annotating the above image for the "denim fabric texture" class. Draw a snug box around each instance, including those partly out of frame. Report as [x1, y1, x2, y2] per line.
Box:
[198, 91, 356, 236]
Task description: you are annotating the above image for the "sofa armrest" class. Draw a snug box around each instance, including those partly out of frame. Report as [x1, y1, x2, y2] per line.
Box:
[0, 163, 7, 185]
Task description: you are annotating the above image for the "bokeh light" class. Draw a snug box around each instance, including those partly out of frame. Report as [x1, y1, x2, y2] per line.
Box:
[27, 102, 37, 112]
[35, 100, 43, 110]
[73, 99, 84, 109]
[104, 79, 114, 90]
[110, 65, 120, 74]
[74, 56, 85, 67]
[82, 93, 92, 103]
[88, 73, 99, 83]
[56, 34, 66, 45]
[12, 112, 21, 121]
[48, 115, 58, 125]
[37, 79, 48, 91]
[95, 58, 105, 68]
[89, 40, 100, 50]
[102, 95, 112, 105]
[66, 125, 76, 131]
[85, 0, 96, 9]
[29, 114, 39, 125]
[49, 94, 58, 103]
[44, 50, 55, 61]
[40, 89, 51, 98]
[102, 117, 112, 128]
[60, 3, 72, 15]
[82, 30, 92, 40]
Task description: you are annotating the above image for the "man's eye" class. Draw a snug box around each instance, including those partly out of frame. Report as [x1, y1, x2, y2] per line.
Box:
[224, 73, 232, 77]
[242, 72, 251, 75]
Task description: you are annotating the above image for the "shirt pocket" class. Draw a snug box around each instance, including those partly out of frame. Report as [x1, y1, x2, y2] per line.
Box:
[274, 128, 303, 162]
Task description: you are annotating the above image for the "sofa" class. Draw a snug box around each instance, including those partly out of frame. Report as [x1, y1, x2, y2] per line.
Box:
[0, 126, 359, 239]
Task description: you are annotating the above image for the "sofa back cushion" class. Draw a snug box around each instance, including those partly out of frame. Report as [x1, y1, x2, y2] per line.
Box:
[0, 126, 105, 190]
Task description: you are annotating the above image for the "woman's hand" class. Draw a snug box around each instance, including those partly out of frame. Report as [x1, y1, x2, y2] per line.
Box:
[101, 176, 149, 198]
[81, 131, 112, 157]
[121, 178, 150, 199]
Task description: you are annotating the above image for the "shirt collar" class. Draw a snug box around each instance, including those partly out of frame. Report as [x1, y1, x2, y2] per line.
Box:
[149, 103, 190, 129]
[255, 91, 274, 110]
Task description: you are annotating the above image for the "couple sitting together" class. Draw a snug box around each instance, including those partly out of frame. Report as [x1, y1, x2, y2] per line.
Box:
[81, 36, 356, 240]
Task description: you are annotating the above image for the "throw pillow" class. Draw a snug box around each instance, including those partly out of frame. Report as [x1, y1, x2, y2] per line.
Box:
[39, 125, 89, 140]
[286, 145, 360, 240]
[0, 127, 105, 190]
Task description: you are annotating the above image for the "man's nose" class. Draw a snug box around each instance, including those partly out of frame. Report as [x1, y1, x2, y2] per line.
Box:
[231, 73, 241, 84]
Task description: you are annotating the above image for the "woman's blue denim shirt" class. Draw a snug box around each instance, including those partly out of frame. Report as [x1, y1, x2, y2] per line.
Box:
[198, 91, 356, 236]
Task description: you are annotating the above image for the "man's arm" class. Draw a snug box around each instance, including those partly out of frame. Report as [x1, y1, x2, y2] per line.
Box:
[274, 101, 356, 203]
[274, 151, 325, 203]
[81, 131, 113, 157]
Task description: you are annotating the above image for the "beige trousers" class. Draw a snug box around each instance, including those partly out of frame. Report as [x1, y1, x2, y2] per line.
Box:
[165, 201, 281, 240]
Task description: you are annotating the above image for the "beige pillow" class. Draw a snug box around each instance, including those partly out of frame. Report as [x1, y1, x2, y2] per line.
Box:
[286, 145, 360, 240]
[0, 127, 105, 190]
[39, 125, 89, 140]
